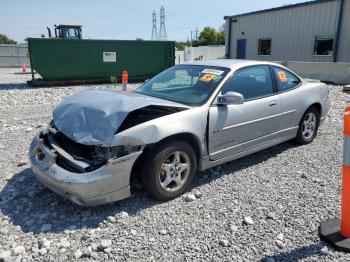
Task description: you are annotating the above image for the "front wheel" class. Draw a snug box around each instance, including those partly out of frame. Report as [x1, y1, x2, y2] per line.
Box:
[294, 107, 320, 144]
[140, 141, 197, 200]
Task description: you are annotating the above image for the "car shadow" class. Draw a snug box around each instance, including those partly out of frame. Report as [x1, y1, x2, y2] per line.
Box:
[0, 141, 298, 235]
[260, 242, 324, 261]
[0, 167, 159, 234]
[0, 83, 31, 90]
[0, 82, 118, 91]
[189, 141, 299, 191]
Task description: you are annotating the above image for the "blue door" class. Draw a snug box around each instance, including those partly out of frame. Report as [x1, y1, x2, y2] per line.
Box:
[236, 39, 246, 59]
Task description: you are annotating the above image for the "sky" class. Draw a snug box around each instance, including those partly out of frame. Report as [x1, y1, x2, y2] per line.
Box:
[1, 0, 307, 43]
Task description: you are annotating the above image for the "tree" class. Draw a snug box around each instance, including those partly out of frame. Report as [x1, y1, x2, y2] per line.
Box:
[218, 23, 226, 44]
[175, 42, 187, 51]
[198, 27, 217, 45]
[0, 34, 17, 44]
[192, 27, 225, 47]
[217, 31, 225, 45]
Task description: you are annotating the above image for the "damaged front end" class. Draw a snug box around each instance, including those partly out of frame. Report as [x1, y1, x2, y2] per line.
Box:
[29, 89, 195, 206]
[29, 122, 143, 206]
[45, 121, 142, 173]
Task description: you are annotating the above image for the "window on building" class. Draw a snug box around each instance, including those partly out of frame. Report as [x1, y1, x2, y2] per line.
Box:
[314, 35, 334, 56]
[221, 66, 274, 100]
[258, 39, 271, 56]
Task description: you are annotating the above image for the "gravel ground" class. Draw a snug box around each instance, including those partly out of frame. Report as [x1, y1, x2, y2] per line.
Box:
[0, 67, 349, 261]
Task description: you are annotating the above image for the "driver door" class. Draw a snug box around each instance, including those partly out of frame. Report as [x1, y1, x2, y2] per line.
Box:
[208, 65, 283, 160]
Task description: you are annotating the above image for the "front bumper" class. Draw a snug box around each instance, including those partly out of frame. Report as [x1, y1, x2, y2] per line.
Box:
[29, 130, 142, 206]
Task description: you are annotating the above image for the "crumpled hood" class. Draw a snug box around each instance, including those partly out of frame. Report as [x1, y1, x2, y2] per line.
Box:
[53, 90, 188, 145]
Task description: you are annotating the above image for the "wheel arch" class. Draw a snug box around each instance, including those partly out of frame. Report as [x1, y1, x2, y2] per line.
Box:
[308, 102, 322, 115]
[155, 133, 203, 163]
[131, 132, 203, 178]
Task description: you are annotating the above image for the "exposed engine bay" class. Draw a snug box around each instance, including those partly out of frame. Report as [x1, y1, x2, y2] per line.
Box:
[40, 122, 141, 173]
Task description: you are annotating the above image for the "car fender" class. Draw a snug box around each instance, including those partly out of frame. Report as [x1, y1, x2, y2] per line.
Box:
[300, 80, 329, 118]
[110, 106, 209, 155]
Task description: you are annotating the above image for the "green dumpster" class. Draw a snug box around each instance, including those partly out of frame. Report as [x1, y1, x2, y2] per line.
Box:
[27, 38, 175, 84]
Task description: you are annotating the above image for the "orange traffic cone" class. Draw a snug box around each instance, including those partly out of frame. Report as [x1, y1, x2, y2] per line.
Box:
[21, 66, 27, 73]
[319, 106, 350, 252]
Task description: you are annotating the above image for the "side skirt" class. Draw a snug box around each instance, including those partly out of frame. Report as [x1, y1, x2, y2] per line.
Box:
[200, 128, 298, 171]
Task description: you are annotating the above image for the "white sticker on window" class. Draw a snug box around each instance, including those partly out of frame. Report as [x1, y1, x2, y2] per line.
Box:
[201, 69, 224, 75]
[103, 52, 116, 62]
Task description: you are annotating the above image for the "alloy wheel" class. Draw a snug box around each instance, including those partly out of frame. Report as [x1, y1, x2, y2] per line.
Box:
[302, 112, 317, 139]
[159, 151, 190, 192]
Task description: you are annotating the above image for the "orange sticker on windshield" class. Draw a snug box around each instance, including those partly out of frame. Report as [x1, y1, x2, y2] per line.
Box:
[200, 74, 215, 82]
[277, 71, 288, 82]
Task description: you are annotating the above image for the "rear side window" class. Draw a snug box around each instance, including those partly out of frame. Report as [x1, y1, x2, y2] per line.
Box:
[272, 67, 300, 92]
[221, 65, 274, 101]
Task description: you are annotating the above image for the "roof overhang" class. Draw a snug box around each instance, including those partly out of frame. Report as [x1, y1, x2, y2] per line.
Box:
[224, 0, 337, 20]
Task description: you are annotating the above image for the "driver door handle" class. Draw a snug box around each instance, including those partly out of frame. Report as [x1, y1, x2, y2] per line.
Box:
[269, 102, 278, 107]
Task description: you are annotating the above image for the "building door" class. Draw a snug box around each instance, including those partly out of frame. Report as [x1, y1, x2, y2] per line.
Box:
[236, 39, 246, 59]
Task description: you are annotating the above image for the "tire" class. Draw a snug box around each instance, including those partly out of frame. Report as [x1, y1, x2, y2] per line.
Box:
[294, 106, 320, 145]
[140, 140, 197, 200]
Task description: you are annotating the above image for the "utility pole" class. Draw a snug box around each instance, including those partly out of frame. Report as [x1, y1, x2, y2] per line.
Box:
[159, 6, 167, 40]
[190, 30, 193, 61]
[151, 11, 158, 40]
[195, 28, 199, 40]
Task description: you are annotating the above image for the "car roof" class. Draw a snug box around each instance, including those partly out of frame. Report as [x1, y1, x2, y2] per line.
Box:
[182, 59, 283, 71]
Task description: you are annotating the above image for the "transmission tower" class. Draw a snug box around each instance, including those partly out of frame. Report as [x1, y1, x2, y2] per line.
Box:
[151, 11, 158, 40]
[159, 6, 167, 40]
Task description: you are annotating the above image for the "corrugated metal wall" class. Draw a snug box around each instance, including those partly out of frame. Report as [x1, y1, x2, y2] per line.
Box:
[226, 0, 350, 62]
[0, 44, 30, 67]
[338, 0, 350, 62]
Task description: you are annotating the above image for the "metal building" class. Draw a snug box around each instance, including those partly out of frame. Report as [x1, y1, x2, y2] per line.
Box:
[0, 44, 30, 67]
[224, 0, 349, 63]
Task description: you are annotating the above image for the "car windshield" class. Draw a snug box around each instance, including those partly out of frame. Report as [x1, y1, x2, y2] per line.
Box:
[135, 65, 230, 106]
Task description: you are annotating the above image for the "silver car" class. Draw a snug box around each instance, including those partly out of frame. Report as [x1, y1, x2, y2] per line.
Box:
[29, 60, 330, 206]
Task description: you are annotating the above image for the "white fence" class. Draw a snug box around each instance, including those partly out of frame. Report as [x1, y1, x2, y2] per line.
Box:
[0, 44, 30, 67]
[184, 45, 225, 62]
[175, 46, 225, 64]
[175, 51, 185, 64]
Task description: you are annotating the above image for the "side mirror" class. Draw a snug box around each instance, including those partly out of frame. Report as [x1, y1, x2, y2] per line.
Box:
[217, 91, 244, 105]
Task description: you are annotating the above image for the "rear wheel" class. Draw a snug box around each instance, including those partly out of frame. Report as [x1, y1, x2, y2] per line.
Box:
[294, 107, 320, 144]
[141, 141, 197, 200]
